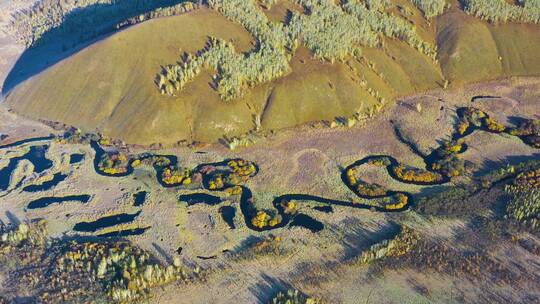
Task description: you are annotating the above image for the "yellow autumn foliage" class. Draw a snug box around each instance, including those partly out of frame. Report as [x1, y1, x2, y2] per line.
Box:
[251, 211, 270, 229]
[393, 165, 443, 183]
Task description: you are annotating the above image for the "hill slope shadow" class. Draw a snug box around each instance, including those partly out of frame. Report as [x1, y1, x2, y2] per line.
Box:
[2, 0, 187, 95]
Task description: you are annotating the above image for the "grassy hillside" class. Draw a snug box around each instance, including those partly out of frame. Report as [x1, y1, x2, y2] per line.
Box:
[436, 6, 540, 85]
[5, 1, 540, 146]
[7, 8, 257, 145]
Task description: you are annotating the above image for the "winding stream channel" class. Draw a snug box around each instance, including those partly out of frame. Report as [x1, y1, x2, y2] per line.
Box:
[89, 106, 540, 232]
[2, 105, 539, 233]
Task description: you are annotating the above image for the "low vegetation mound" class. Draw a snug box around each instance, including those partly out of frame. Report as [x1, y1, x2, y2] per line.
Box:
[0, 221, 200, 303]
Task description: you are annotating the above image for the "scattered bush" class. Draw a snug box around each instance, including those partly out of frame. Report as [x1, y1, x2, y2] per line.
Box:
[462, 0, 540, 23]
[158, 0, 436, 100]
[157, 0, 293, 100]
[357, 226, 419, 264]
[55, 241, 193, 303]
[392, 164, 444, 183]
[411, 0, 448, 18]
[364, 0, 393, 11]
[161, 167, 193, 185]
[505, 168, 540, 229]
[1, 221, 198, 303]
[342, 0, 437, 58]
[9, 0, 190, 47]
[271, 289, 320, 304]
[115, 2, 199, 29]
[290, 0, 377, 60]
[378, 238, 519, 285]
[384, 193, 410, 210]
[97, 151, 130, 175]
[259, 0, 278, 9]
[414, 185, 476, 217]
[251, 210, 281, 229]
[431, 155, 467, 177]
[0, 220, 47, 254]
[233, 235, 287, 259]
[480, 158, 540, 188]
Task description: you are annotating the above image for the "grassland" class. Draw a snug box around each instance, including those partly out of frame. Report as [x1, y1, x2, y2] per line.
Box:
[3, 0, 540, 146]
[1, 77, 539, 303]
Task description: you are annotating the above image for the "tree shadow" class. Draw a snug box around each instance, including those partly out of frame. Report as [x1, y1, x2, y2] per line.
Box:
[4, 210, 21, 226]
[474, 152, 540, 177]
[248, 273, 293, 304]
[152, 242, 173, 264]
[339, 220, 401, 261]
[2, 0, 186, 95]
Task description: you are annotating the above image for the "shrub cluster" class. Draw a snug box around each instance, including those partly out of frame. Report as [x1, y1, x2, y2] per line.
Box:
[115, 2, 199, 29]
[457, 107, 540, 149]
[161, 167, 193, 185]
[411, 0, 448, 18]
[55, 241, 192, 303]
[430, 139, 467, 177]
[356, 182, 388, 197]
[392, 164, 444, 183]
[251, 210, 281, 229]
[0, 221, 47, 254]
[505, 168, 540, 229]
[508, 118, 540, 148]
[357, 226, 419, 264]
[97, 150, 130, 175]
[9, 0, 189, 47]
[384, 193, 409, 210]
[462, 0, 540, 23]
[343, 0, 437, 58]
[205, 159, 257, 191]
[1, 222, 197, 303]
[271, 289, 320, 304]
[157, 0, 437, 100]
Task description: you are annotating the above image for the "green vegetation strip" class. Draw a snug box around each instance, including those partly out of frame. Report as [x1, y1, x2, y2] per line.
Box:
[156, 0, 437, 100]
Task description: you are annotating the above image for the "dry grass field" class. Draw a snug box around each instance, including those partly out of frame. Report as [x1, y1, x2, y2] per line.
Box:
[0, 1, 539, 303]
[1, 77, 539, 303]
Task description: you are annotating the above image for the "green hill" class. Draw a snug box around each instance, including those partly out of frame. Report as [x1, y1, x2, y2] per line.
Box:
[5, 1, 540, 146]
